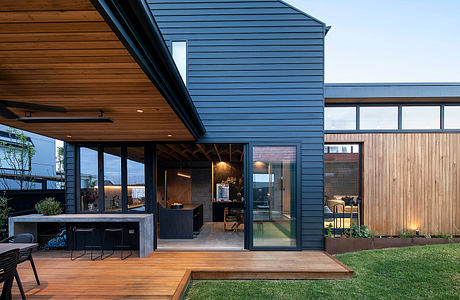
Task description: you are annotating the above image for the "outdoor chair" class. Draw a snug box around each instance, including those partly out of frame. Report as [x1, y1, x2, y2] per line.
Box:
[0, 249, 19, 300]
[1, 233, 40, 300]
[70, 227, 101, 261]
[102, 227, 132, 260]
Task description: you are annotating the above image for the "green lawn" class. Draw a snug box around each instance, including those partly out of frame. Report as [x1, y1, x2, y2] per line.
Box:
[185, 243, 460, 300]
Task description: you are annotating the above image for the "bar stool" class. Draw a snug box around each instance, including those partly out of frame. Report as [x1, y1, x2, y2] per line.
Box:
[102, 227, 132, 260]
[70, 227, 102, 261]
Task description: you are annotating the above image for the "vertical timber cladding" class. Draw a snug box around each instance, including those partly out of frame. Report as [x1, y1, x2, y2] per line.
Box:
[149, 0, 326, 249]
[326, 133, 460, 236]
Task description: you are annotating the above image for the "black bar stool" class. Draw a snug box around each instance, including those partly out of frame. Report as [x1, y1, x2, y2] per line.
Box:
[102, 227, 132, 260]
[70, 227, 102, 261]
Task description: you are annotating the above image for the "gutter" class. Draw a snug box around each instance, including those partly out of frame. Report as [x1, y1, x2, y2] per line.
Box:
[90, 0, 206, 139]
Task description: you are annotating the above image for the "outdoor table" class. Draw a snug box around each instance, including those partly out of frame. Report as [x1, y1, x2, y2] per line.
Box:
[0, 243, 37, 254]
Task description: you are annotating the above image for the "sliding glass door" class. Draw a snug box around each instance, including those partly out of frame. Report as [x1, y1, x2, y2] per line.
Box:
[249, 145, 299, 249]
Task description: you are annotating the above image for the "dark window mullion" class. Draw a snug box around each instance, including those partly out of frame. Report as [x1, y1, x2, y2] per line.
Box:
[121, 146, 128, 213]
[356, 105, 360, 130]
[440, 104, 445, 130]
[98, 145, 104, 212]
[398, 105, 402, 130]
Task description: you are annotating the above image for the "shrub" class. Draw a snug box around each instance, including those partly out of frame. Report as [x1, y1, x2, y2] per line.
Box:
[344, 223, 370, 238]
[35, 197, 63, 216]
[399, 229, 414, 238]
[0, 195, 11, 240]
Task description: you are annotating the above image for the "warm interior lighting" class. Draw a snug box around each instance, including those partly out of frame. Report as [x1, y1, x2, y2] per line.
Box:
[167, 134, 172, 137]
[66, 135, 72, 138]
[94, 185, 145, 189]
[136, 109, 144, 113]
[177, 172, 191, 179]
[254, 161, 265, 168]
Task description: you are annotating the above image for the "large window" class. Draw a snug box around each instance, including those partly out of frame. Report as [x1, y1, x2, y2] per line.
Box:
[104, 148, 122, 212]
[78, 144, 150, 213]
[402, 106, 440, 130]
[444, 106, 460, 129]
[324, 107, 356, 130]
[252, 146, 297, 248]
[172, 41, 187, 84]
[127, 147, 145, 212]
[360, 106, 398, 130]
[79, 147, 98, 212]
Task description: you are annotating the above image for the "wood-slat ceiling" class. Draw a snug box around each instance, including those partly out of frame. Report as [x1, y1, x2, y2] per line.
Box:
[0, 0, 194, 142]
[157, 144, 244, 162]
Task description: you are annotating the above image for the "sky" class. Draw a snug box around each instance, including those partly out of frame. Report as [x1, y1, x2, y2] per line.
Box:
[284, 0, 460, 83]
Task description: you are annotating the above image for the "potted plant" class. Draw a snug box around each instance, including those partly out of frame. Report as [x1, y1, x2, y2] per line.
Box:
[35, 197, 63, 216]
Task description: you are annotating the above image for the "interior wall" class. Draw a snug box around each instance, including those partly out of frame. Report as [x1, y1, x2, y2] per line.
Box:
[324, 160, 360, 200]
[191, 168, 212, 222]
[213, 162, 244, 201]
[166, 169, 192, 206]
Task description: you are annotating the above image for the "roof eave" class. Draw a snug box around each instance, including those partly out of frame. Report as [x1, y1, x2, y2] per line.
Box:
[90, 0, 206, 140]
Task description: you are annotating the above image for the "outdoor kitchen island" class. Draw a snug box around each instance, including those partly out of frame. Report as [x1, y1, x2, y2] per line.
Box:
[9, 214, 154, 258]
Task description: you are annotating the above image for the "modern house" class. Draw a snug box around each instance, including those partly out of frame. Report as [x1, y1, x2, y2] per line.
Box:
[2, 0, 459, 256]
[0, 125, 61, 190]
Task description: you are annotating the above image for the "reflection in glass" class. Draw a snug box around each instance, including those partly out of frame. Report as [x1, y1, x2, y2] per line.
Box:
[80, 147, 98, 212]
[325, 107, 356, 130]
[252, 146, 296, 248]
[444, 106, 460, 129]
[360, 106, 398, 130]
[127, 147, 145, 212]
[104, 148, 122, 211]
[402, 106, 440, 129]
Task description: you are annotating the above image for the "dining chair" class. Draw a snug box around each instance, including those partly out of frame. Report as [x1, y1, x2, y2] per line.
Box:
[0, 249, 19, 300]
[1, 233, 39, 299]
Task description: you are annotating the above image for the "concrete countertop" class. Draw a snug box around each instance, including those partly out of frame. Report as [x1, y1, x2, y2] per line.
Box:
[9, 214, 153, 223]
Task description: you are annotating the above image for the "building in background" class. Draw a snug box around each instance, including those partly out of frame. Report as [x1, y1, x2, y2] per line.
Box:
[0, 125, 62, 190]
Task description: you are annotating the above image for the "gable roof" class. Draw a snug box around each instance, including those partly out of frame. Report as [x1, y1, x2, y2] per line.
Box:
[277, 0, 326, 26]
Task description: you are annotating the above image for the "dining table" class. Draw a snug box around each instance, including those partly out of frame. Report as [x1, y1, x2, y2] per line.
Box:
[0, 243, 38, 254]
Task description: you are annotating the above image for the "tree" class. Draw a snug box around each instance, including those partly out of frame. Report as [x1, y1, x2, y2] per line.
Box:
[56, 144, 65, 188]
[0, 127, 36, 190]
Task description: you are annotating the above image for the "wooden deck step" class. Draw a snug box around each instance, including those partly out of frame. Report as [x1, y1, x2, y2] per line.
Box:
[12, 251, 353, 299]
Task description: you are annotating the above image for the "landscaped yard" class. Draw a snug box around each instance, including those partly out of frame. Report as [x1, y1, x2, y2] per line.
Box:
[185, 243, 460, 299]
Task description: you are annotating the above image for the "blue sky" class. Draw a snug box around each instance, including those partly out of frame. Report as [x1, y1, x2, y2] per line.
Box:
[285, 0, 460, 83]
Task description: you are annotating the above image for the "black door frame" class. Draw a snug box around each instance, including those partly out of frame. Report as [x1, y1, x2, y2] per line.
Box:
[246, 142, 302, 251]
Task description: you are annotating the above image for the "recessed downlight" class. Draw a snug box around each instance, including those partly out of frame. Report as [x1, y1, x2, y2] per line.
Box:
[67, 135, 72, 138]
[167, 134, 172, 137]
[137, 109, 144, 113]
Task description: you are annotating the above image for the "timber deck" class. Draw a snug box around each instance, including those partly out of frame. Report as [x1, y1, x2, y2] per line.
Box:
[12, 251, 353, 299]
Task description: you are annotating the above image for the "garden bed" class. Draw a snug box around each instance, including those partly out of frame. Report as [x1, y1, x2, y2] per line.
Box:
[325, 237, 460, 254]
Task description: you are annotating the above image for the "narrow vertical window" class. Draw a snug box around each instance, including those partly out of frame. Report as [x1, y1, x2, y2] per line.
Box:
[172, 41, 187, 84]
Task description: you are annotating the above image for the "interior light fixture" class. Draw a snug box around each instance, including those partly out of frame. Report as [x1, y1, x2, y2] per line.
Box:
[137, 109, 143, 113]
[167, 134, 172, 137]
[66, 135, 72, 138]
[177, 172, 191, 179]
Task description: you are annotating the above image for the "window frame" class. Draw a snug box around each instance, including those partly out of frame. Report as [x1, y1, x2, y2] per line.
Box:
[325, 102, 460, 133]
[76, 142, 153, 214]
[171, 40, 188, 86]
[247, 142, 302, 251]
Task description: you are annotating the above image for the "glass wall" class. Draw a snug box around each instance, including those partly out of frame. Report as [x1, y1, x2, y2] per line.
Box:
[104, 148, 122, 212]
[324, 107, 356, 130]
[79, 147, 98, 212]
[252, 146, 297, 248]
[127, 147, 145, 212]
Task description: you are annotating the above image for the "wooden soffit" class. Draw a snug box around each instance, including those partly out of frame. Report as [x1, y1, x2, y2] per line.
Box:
[0, 0, 200, 142]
